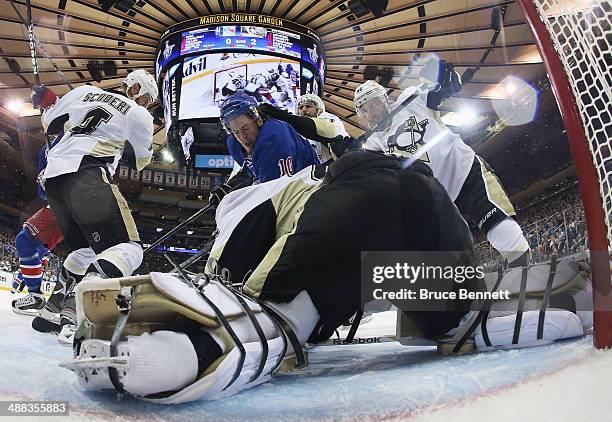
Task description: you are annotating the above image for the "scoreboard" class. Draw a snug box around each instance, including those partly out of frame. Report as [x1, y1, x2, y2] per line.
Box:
[180, 26, 302, 59]
[155, 13, 325, 85]
[155, 13, 326, 150]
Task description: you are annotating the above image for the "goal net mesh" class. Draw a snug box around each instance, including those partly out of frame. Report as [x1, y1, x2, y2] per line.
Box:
[531, 0, 611, 255]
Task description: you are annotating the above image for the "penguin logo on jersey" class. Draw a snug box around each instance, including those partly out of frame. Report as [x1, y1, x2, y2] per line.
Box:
[386, 116, 430, 161]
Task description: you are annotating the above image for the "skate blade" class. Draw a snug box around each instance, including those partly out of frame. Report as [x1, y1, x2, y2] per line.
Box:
[11, 308, 43, 318]
[37, 308, 60, 324]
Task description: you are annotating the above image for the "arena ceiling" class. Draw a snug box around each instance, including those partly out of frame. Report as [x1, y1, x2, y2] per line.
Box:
[0, 0, 546, 153]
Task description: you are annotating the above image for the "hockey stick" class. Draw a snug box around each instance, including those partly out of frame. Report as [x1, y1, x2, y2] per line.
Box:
[143, 177, 252, 254]
[10, 0, 74, 89]
[21, 0, 54, 150]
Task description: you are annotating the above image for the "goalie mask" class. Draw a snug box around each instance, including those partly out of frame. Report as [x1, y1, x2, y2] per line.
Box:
[296, 94, 325, 117]
[122, 69, 159, 106]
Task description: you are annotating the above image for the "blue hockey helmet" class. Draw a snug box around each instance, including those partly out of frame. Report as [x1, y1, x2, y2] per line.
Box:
[219, 93, 262, 133]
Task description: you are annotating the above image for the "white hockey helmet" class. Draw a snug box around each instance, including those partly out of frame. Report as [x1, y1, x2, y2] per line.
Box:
[296, 94, 325, 116]
[354, 80, 390, 118]
[122, 69, 159, 104]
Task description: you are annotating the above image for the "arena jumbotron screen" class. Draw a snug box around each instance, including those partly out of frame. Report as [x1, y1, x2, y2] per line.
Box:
[155, 13, 326, 136]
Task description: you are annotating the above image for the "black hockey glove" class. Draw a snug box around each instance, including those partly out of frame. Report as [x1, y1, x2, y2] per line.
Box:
[421, 59, 462, 110]
[257, 103, 321, 140]
[208, 183, 232, 206]
[256, 103, 288, 121]
[319, 135, 357, 158]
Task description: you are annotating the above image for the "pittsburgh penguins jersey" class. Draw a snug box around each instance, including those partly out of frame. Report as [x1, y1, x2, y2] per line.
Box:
[308, 112, 349, 163]
[207, 164, 324, 282]
[41, 85, 153, 180]
[363, 86, 475, 201]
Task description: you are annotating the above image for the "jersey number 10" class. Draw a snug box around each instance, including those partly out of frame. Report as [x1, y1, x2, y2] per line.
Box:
[278, 156, 294, 177]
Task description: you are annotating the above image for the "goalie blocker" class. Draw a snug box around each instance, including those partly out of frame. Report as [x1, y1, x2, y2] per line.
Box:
[62, 152, 591, 403]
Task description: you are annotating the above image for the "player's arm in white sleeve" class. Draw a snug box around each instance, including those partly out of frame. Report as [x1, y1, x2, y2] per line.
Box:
[126, 106, 154, 171]
[41, 85, 89, 135]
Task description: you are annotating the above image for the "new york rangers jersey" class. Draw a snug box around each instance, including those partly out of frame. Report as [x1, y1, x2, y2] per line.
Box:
[227, 118, 320, 183]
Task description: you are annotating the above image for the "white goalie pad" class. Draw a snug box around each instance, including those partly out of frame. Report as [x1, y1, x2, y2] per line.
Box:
[68, 272, 295, 403]
[145, 337, 286, 404]
[483, 252, 591, 297]
[150, 272, 262, 318]
[475, 309, 584, 351]
[483, 253, 593, 317]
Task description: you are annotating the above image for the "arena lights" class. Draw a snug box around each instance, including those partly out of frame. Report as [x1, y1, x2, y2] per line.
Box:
[503, 79, 518, 95]
[156, 228, 163, 233]
[457, 108, 477, 123]
[186, 230, 194, 235]
[492, 75, 539, 126]
[441, 108, 479, 127]
[6, 100, 24, 113]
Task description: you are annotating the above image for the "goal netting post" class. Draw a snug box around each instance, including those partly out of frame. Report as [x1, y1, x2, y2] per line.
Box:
[517, 0, 612, 348]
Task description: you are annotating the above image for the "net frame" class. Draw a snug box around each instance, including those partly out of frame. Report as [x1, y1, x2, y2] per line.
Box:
[517, 0, 612, 348]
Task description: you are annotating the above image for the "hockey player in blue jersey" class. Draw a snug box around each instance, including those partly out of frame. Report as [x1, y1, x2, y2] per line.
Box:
[209, 94, 320, 204]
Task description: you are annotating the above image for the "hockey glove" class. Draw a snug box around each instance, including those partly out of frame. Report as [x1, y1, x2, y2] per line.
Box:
[256, 103, 287, 120]
[208, 183, 232, 206]
[31, 85, 58, 110]
[422, 60, 462, 110]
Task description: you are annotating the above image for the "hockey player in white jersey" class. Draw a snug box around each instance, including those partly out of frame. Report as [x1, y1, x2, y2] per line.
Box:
[32, 69, 157, 342]
[354, 61, 530, 266]
[296, 94, 349, 163]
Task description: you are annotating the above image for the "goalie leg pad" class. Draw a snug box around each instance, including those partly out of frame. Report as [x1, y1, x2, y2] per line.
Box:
[67, 272, 314, 403]
[475, 309, 583, 350]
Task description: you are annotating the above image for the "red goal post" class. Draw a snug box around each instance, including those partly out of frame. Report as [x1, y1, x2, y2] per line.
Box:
[517, 0, 612, 348]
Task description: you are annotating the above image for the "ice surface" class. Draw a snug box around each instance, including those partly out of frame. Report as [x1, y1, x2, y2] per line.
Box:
[0, 289, 608, 422]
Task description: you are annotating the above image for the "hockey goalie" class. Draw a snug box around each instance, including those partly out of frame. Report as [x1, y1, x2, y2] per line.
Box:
[62, 151, 591, 403]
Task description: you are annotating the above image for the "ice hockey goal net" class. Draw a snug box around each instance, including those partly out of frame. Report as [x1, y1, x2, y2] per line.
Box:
[517, 0, 612, 348]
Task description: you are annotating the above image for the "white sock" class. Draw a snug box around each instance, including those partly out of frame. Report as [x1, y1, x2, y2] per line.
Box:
[119, 331, 198, 397]
[265, 290, 320, 344]
[487, 218, 530, 263]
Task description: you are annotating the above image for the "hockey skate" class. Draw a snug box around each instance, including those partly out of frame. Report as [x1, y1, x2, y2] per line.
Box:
[32, 267, 80, 335]
[57, 293, 77, 346]
[11, 293, 45, 317]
